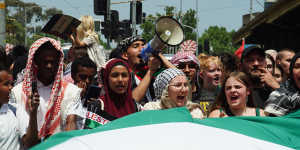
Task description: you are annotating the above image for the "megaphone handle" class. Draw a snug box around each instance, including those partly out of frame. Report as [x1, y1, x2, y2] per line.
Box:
[140, 43, 154, 62]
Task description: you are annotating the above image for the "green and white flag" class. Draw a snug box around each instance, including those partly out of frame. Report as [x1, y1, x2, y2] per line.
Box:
[32, 107, 300, 150]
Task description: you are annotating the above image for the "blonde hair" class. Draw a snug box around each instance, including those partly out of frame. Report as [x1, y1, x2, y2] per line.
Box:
[159, 83, 192, 109]
[199, 56, 223, 73]
[77, 15, 99, 42]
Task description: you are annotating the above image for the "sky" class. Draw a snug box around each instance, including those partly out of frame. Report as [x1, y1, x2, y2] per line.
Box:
[23, 0, 265, 35]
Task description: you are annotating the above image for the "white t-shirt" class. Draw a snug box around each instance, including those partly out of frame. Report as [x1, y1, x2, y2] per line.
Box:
[0, 103, 29, 150]
[10, 80, 85, 134]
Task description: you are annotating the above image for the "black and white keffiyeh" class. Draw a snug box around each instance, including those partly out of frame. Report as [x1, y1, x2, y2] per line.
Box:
[118, 35, 146, 52]
[265, 52, 300, 116]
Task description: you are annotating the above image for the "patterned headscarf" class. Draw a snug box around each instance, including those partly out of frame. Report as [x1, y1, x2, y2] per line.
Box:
[154, 68, 185, 99]
[118, 35, 146, 52]
[99, 58, 136, 118]
[22, 37, 65, 138]
[180, 40, 197, 52]
[170, 51, 200, 67]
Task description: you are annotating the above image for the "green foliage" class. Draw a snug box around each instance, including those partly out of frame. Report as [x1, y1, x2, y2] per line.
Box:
[198, 26, 237, 54]
[5, 0, 63, 47]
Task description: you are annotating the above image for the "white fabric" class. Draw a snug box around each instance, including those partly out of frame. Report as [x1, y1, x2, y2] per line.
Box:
[10, 81, 85, 134]
[83, 35, 106, 69]
[0, 104, 29, 150]
[49, 122, 292, 150]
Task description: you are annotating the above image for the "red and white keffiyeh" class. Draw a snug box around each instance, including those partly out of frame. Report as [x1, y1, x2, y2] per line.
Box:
[22, 37, 66, 138]
[170, 51, 200, 67]
[180, 40, 197, 52]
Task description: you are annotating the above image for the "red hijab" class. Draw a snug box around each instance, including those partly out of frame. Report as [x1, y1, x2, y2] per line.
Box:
[100, 59, 136, 118]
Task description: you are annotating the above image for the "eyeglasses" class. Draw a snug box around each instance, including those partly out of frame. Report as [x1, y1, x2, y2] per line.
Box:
[265, 64, 273, 72]
[177, 63, 197, 69]
[169, 82, 189, 90]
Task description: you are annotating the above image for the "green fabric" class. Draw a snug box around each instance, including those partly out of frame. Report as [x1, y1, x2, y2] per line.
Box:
[84, 119, 102, 129]
[195, 111, 300, 149]
[32, 107, 300, 150]
[256, 108, 260, 116]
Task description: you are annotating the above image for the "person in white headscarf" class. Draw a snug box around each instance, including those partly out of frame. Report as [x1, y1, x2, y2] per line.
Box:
[142, 68, 205, 119]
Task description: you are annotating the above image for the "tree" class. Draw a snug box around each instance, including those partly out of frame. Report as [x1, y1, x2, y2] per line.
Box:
[198, 26, 236, 54]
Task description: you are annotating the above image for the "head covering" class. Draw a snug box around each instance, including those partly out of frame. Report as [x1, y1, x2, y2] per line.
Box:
[241, 45, 265, 63]
[289, 52, 300, 85]
[22, 37, 64, 138]
[100, 58, 136, 118]
[180, 40, 197, 52]
[118, 35, 146, 52]
[154, 68, 185, 99]
[170, 51, 200, 67]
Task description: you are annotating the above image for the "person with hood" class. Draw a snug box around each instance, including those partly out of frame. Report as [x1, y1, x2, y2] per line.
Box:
[143, 68, 205, 119]
[170, 51, 201, 103]
[10, 37, 85, 139]
[265, 52, 300, 116]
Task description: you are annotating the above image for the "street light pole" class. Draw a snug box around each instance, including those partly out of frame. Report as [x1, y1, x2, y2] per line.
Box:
[131, 0, 137, 36]
[24, 5, 40, 47]
[196, 0, 199, 55]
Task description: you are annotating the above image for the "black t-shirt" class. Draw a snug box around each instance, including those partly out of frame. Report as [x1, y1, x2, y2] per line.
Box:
[252, 86, 273, 109]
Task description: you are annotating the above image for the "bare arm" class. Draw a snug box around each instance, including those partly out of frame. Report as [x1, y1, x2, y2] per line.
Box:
[22, 93, 40, 148]
[65, 115, 77, 131]
[208, 109, 226, 118]
[133, 56, 160, 102]
[69, 30, 86, 47]
[158, 53, 176, 69]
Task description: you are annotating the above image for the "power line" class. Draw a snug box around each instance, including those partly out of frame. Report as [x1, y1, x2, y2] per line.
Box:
[255, 0, 264, 8]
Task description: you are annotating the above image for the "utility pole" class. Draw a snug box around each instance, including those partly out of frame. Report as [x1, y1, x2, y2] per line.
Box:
[250, 0, 254, 20]
[196, 0, 199, 55]
[106, 0, 111, 48]
[0, 0, 5, 47]
[131, 0, 137, 36]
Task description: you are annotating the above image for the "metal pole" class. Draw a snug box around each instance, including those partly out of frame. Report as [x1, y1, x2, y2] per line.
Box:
[106, 0, 111, 48]
[24, 7, 27, 47]
[132, 0, 137, 36]
[0, 0, 5, 47]
[196, 0, 199, 55]
[250, 0, 253, 20]
[180, 0, 182, 22]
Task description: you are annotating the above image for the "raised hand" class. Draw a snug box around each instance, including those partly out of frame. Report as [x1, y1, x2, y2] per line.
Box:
[258, 67, 280, 89]
[28, 92, 40, 114]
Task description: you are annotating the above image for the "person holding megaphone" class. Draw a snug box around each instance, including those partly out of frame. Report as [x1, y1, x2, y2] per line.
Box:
[112, 16, 184, 105]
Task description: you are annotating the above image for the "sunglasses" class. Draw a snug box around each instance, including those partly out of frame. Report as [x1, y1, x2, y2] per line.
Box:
[79, 74, 94, 81]
[177, 63, 197, 69]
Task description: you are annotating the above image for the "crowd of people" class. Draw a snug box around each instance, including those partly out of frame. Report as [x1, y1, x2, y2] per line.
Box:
[1, 15, 300, 149]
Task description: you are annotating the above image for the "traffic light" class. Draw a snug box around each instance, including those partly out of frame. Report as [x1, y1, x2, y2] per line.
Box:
[119, 19, 132, 38]
[94, 0, 110, 15]
[94, 20, 101, 32]
[100, 21, 111, 39]
[130, 1, 142, 24]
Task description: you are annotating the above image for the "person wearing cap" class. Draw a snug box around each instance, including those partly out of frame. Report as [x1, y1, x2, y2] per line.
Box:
[240, 45, 279, 109]
[265, 52, 300, 116]
[117, 36, 175, 104]
[142, 68, 205, 119]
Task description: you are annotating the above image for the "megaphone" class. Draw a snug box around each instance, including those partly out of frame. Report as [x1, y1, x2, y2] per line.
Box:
[140, 16, 184, 62]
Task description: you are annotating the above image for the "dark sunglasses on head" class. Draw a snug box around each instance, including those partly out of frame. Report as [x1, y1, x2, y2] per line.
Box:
[177, 63, 197, 69]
